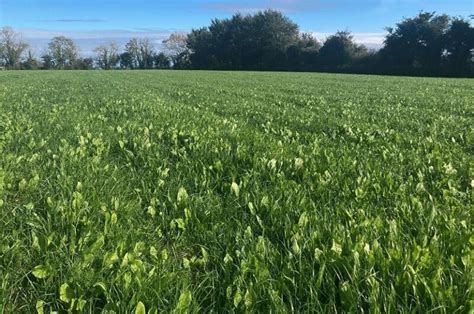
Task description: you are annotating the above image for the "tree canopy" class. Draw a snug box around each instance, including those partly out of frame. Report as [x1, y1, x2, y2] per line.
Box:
[47, 36, 78, 69]
[0, 27, 29, 69]
[0, 11, 472, 76]
[94, 42, 119, 70]
[187, 10, 300, 70]
[186, 11, 473, 76]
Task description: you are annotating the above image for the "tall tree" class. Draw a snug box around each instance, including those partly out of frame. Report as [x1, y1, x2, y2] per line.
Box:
[0, 27, 29, 69]
[381, 12, 450, 74]
[319, 31, 367, 69]
[186, 10, 299, 70]
[138, 38, 154, 69]
[203, 14, 252, 69]
[119, 52, 133, 69]
[286, 33, 320, 70]
[153, 52, 171, 69]
[94, 42, 119, 69]
[21, 50, 39, 70]
[125, 38, 140, 69]
[163, 33, 190, 68]
[443, 18, 474, 75]
[125, 38, 154, 69]
[186, 28, 214, 69]
[41, 54, 54, 69]
[47, 36, 78, 69]
[251, 10, 300, 69]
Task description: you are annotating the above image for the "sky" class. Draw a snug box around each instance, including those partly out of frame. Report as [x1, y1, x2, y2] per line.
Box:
[0, 0, 472, 56]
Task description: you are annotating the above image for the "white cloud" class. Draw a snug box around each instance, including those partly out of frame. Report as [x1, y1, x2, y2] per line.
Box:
[19, 28, 176, 40]
[17, 28, 180, 56]
[38, 19, 107, 23]
[311, 31, 387, 49]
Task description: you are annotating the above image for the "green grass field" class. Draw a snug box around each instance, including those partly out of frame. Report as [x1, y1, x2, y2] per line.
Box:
[0, 71, 472, 312]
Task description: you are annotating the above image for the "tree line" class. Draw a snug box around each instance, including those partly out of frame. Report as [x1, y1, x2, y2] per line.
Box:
[1, 11, 473, 77]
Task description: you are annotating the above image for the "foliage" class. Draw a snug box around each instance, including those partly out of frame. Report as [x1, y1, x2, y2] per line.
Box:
[0, 26, 29, 69]
[153, 52, 171, 69]
[380, 13, 474, 76]
[318, 31, 368, 69]
[381, 12, 450, 73]
[162, 33, 190, 69]
[21, 50, 40, 70]
[94, 43, 119, 70]
[443, 18, 474, 76]
[2, 11, 473, 76]
[0, 70, 472, 312]
[187, 10, 300, 70]
[123, 38, 154, 69]
[184, 11, 473, 76]
[75, 57, 94, 70]
[47, 36, 79, 69]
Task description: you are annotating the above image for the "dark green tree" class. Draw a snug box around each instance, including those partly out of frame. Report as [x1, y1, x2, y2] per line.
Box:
[252, 10, 299, 69]
[41, 54, 54, 69]
[443, 18, 474, 75]
[75, 57, 94, 70]
[187, 28, 215, 69]
[286, 33, 320, 70]
[381, 12, 450, 74]
[186, 10, 299, 70]
[21, 50, 39, 70]
[119, 52, 133, 69]
[319, 31, 367, 69]
[153, 52, 171, 69]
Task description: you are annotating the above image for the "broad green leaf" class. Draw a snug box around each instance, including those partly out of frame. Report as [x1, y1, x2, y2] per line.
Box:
[224, 253, 233, 264]
[292, 239, 301, 255]
[60, 283, 74, 303]
[36, 300, 45, 314]
[103, 251, 119, 267]
[331, 240, 342, 256]
[244, 289, 254, 308]
[93, 281, 108, 294]
[32, 265, 49, 279]
[175, 218, 186, 231]
[233, 289, 242, 308]
[90, 235, 105, 253]
[177, 187, 188, 204]
[231, 182, 240, 197]
[150, 246, 158, 259]
[135, 301, 146, 314]
[175, 289, 192, 312]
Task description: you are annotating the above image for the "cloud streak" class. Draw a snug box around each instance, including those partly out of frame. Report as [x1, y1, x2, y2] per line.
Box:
[19, 28, 176, 40]
[39, 19, 107, 23]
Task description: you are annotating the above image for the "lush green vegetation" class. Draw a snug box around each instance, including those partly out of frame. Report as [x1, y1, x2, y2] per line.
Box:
[4, 11, 474, 77]
[2, 11, 474, 77]
[0, 71, 472, 312]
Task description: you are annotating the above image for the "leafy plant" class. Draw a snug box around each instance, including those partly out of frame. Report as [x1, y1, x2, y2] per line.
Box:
[0, 70, 472, 312]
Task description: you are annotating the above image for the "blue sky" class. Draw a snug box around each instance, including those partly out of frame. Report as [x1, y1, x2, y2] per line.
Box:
[1, 0, 472, 55]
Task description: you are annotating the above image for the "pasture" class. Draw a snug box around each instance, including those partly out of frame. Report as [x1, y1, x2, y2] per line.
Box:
[0, 71, 472, 312]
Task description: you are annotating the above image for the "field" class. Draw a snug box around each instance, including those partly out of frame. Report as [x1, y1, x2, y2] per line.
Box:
[0, 70, 472, 312]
